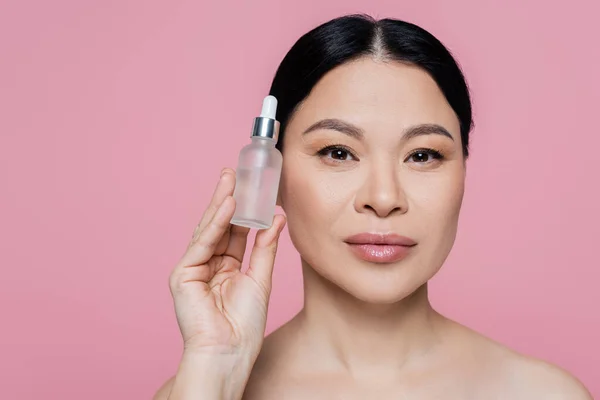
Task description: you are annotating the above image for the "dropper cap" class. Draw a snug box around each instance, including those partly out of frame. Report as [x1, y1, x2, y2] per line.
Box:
[261, 95, 277, 119]
[251, 95, 280, 143]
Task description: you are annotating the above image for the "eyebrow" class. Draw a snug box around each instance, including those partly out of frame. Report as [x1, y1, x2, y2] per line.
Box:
[302, 118, 454, 141]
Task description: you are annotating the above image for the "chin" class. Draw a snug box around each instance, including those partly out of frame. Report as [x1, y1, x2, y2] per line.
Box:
[326, 260, 433, 305]
[344, 275, 426, 304]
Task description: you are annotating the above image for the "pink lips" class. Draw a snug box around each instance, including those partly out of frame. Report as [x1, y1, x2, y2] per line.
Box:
[344, 233, 417, 263]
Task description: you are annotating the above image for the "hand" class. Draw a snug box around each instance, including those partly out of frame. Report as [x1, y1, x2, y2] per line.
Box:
[169, 168, 286, 358]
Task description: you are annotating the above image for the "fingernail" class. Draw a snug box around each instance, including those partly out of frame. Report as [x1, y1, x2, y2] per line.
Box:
[220, 168, 228, 176]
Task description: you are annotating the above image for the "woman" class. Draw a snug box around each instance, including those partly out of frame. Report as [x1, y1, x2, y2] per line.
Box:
[155, 14, 591, 399]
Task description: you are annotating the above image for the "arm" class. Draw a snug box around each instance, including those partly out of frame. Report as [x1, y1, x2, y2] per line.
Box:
[154, 352, 256, 400]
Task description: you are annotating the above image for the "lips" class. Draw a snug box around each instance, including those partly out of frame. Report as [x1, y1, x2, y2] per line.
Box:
[344, 233, 417, 263]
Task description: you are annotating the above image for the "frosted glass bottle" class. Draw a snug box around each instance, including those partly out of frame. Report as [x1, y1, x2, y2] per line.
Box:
[231, 96, 282, 229]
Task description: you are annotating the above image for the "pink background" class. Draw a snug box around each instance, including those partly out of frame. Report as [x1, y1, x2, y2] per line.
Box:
[1, 0, 598, 398]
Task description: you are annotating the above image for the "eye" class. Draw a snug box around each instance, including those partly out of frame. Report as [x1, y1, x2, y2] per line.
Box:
[406, 148, 444, 164]
[317, 145, 357, 162]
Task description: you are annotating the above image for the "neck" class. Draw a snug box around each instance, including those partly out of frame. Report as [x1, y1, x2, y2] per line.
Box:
[294, 259, 447, 377]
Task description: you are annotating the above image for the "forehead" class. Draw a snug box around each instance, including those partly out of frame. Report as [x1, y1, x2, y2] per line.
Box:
[290, 57, 460, 136]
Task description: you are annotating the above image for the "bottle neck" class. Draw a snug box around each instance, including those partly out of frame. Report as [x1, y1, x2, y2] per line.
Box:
[251, 136, 276, 146]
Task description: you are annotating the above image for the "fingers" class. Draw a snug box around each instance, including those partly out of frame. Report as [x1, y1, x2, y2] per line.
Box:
[170, 264, 214, 294]
[224, 223, 251, 263]
[245, 214, 287, 294]
[178, 196, 235, 269]
[213, 223, 232, 256]
[196, 168, 236, 234]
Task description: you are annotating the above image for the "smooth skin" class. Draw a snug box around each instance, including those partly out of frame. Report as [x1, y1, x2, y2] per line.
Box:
[155, 58, 592, 399]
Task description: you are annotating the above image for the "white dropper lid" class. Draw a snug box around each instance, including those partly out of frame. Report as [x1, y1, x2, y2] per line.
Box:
[260, 95, 278, 119]
[251, 95, 280, 142]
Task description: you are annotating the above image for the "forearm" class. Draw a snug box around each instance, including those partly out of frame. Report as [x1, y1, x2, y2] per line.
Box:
[167, 351, 255, 400]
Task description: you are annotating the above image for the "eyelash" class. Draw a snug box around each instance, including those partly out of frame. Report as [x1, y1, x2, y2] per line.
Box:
[316, 145, 357, 162]
[406, 148, 445, 163]
[316, 145, 445, 163]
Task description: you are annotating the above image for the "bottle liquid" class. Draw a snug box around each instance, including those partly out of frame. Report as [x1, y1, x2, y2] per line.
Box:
[230, 95, 282, 229]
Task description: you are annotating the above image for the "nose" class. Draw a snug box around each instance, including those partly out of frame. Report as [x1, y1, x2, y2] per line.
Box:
[354, 161, 407, 218]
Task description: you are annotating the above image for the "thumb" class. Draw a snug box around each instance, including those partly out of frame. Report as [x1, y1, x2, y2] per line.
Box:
[245, 214, 287, 294]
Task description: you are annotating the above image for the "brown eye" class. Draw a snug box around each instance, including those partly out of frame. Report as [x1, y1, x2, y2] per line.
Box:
[317, 146, 357, 162]
[330, 149, 350, 160]
[411, 152, 431, 162]
[406, 149, 443, 164]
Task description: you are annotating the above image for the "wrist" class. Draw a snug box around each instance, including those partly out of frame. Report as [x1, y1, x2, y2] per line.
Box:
[168, 350, 256, 400]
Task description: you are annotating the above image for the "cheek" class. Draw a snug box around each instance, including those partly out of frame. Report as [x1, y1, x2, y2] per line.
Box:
[278, 158, 355, 246]
[406, 165, 465, 238]
[278, 160, 326, 242]
[402, 167, 465, 281]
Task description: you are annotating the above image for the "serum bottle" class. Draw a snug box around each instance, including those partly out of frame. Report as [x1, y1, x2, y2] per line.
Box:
[230, 95, 282, 229]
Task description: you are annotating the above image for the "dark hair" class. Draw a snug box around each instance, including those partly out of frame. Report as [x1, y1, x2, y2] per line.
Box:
[269, 14, 473, 157]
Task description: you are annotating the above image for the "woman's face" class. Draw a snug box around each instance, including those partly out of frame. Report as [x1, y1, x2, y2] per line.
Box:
[278, 58, 465, 303]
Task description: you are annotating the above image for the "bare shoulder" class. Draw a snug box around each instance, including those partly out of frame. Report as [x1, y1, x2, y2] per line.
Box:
[505, 355, 592, 399]
[449, 321, 592, 399]
[152, 376, 175, 400]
